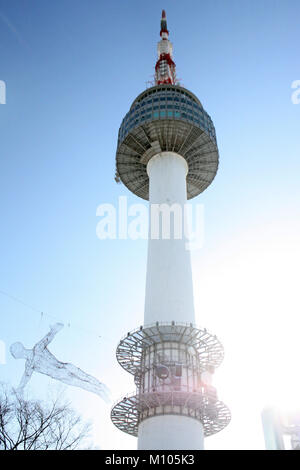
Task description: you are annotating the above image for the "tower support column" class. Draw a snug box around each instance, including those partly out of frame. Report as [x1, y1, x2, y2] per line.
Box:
[138, 415, 204, 450]
[144, 151, 195, 325]
[138, 151, 204, 450]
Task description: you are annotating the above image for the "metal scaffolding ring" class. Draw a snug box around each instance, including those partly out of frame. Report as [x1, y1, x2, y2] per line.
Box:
[116, 321, 224, 377]
[111, 391, 231, 437]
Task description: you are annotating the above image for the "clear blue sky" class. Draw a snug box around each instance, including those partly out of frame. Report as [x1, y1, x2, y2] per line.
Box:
[0, 0, 299, 449]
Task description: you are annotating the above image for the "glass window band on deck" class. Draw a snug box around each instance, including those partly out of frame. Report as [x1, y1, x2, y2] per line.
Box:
[118, 87, 217, 145]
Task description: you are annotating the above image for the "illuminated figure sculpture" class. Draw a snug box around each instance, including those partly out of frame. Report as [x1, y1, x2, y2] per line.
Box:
[10, 323, 111, 403]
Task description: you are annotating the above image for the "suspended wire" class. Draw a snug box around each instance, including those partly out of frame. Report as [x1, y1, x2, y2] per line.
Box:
[0, 288, 111, 343]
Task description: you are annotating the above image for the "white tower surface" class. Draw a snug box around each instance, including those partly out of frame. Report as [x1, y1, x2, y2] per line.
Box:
[111, 11, 231, 449]
[139, 151, 204, 449]
[144, 152, 195, 326]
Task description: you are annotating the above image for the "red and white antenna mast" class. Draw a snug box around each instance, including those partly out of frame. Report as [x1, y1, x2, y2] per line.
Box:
[155, 10, 176, 85]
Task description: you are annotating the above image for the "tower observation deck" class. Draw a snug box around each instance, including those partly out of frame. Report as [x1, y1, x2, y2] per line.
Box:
[111, 11, 230, 450]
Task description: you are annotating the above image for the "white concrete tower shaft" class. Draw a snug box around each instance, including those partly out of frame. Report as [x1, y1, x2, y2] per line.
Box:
[144, 151, 195, 325]
[138, 151, 204, 450]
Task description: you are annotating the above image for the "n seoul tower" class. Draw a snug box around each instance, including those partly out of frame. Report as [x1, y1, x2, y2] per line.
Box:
[111, 11, 231, 450]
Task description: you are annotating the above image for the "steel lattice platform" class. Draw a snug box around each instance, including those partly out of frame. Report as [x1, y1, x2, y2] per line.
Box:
[111, 391, 231, 437]
[116, 322, 224, 377]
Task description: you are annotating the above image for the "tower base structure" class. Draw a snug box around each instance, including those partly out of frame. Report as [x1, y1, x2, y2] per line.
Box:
[111, 322, 231, 449]
[112, 151, 230, 449]
[138, 415, 204, 450]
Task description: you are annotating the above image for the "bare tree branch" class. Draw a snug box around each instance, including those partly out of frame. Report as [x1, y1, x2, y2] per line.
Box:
[0, 385, 91, 450]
